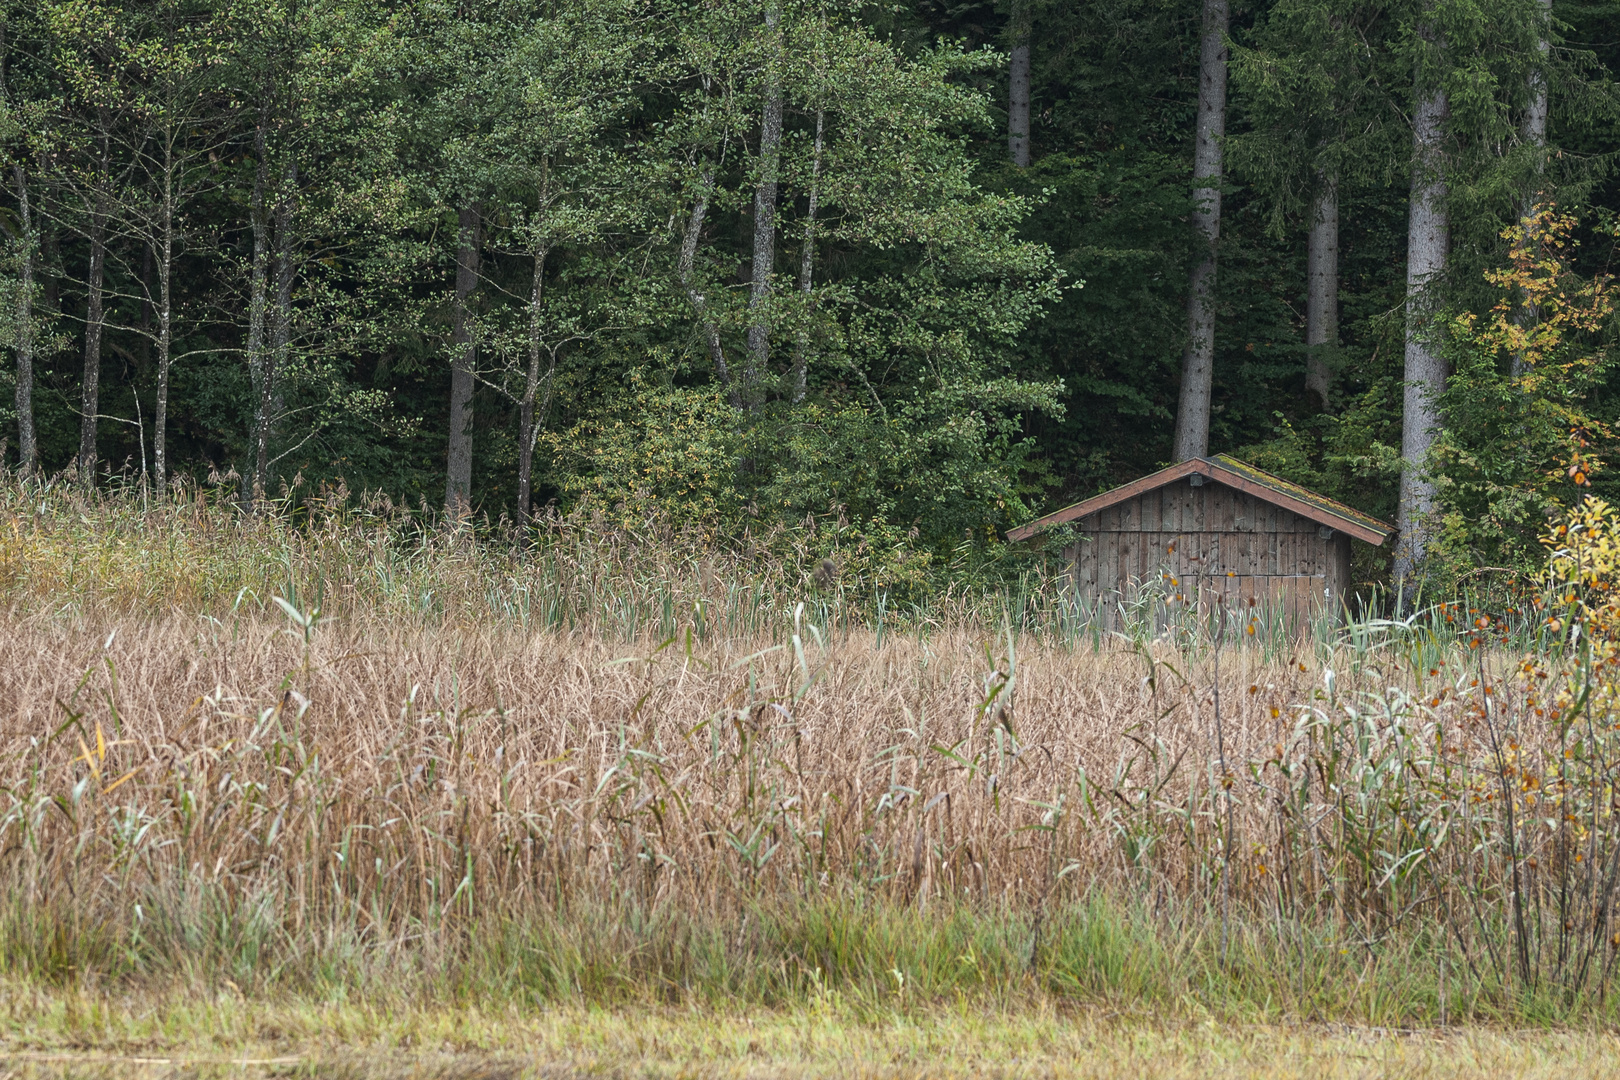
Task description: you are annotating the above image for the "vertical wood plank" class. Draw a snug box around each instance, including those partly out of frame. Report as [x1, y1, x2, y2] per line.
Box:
[1334, 533, 1352, 605]
[1098, 532, 1115, 620]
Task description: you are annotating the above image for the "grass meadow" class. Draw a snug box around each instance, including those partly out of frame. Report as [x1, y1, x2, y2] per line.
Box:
[4, 475, 1620, 1076]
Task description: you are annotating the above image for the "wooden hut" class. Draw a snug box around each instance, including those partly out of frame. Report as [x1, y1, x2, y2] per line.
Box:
[1008, 455, 1393, 629]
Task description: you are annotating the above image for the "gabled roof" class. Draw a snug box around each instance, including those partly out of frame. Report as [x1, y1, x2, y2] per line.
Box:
[1007, 454, 1393, 546]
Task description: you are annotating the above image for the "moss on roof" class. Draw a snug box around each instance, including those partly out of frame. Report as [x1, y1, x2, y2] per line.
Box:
[1208, 454, 1391, 538]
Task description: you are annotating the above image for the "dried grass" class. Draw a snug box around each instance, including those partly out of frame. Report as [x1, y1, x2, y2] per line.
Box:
[2, 477, 1615, 1025]
[3, 610, 1298, 918]
[0, 606, 1527, 1018]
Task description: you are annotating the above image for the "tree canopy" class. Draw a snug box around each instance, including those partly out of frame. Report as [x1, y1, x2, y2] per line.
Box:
[2, 0, 1618, 589]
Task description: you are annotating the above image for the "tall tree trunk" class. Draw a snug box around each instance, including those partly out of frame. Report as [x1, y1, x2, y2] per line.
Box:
[41, 185, 59, 322]
[1523, 0, 1551, 156]
[745, 2, 784, 409]
[792, 110, 825, 404]
[12, 162, 36, 475]
[264, 161, 296, 499]
[1008, 0, 1032, 167]
[1172, 0, 1228, 462]
[678, 169, 735, 402]
[444, 203, 479, 515]
[248, 119, 273, 501]
[78, 136, 110, 482]
[517, 244, 550, 537]
[1393, 69, 1450, 598]
[1304, 173, 1338, 406]
[138, 241, 152, 372]
[153, 143, 175, 493]
[1512, 0, 1552, 380]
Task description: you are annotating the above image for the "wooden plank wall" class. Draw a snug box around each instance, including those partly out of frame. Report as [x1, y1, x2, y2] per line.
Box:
[1061, 478, 1352, 633]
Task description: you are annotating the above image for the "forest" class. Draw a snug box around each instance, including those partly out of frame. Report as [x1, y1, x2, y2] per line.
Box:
[2, 0, 1619, 593]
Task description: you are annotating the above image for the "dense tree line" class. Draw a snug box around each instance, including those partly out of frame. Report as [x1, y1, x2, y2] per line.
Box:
[2, 0, 1618, 589]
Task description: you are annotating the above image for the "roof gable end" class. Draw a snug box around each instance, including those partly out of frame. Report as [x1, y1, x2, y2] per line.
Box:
[1006, 456, 1393, 546]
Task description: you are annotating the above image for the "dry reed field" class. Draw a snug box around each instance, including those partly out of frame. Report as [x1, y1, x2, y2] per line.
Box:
[7, 479, 1620, 1074]
[2, 609, 1319, 916]
[0, 605, 1589, 1014]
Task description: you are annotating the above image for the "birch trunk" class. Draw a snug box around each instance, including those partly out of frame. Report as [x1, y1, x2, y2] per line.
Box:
[11, 162, 35, 475]
[1304, 174, 1338, 406]
[265, 161, 296, 498]
[745, 2, 784, 409]
[1393, 73, 1450, 597]
[138, 242, 152, 372]
[1008, 1, 1031, 167]
[1512, 0, 1552, 380]
[517, 244, 550, 536]
[678, 170, 735, 403]
[792, 110, 824, 404]
[41, 189, 58, 321]
[1172, 0, 1228, 462]
[444, 203, 480, 515]
[248, 120, 273, 501]
[153, 142, 175, 492]
[77, 133, 110, 482]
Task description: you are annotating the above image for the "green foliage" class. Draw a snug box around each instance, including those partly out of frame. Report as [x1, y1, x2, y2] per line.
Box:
[1428, 207, 1620, 586]
[552, 372, 745, 531]
[0, 0, 1618, 590]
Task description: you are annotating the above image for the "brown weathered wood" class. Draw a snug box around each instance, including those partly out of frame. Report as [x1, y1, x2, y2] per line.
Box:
[1034, 465, 1385, 635]
[1333, 532, 1352, 603]
[1009, 456, 1392, 544]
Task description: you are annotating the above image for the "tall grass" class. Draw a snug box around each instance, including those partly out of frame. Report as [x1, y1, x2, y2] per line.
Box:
[0, 473, 1075, 638]
[1, 476, 1614, 1026]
